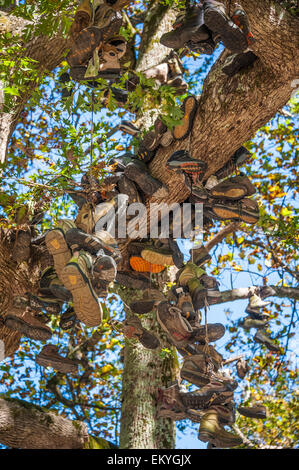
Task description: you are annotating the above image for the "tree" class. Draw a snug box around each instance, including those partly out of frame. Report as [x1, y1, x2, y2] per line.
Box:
[0, 0, 298, 449]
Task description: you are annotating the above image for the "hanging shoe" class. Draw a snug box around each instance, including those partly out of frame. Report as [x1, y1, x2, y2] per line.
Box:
[141, 245, 174, 267]
[191, 322, 225, 343]
[186, 36, 216, 55]
[140, 118, 168, 152]
[92, 251, 117, 296]
[166, 149, 207, 176]
[253, 330, 281, 353]
[168, 238, 184, 268]
[65, 226, 121, 263]
[180, 353, 218, 387]
[12, 228, 32, 263]
[203, 0, 248, 53]
[129, 256, 165, 274]
[172, 95, 198, 141]
[198, 409, 243, 447]
[27, 293, 63, 315]
[237, 404, 268, 420]
[60, 252, 103, 327]
[66, 26, 103, 68]
[130, 288, 165, 314]
[156, 302, 193, 348]
[122, 315, 160, 350]
[119, 120, 140, 136]
[231, 4, 256, 46]
[4, 307, 52, 341]
[36, 344, 78, 374]
[45, 220, 75, 280]
[236, 358, 249, 379]
[171, 286, 196, 321]
[208, 403, 236, 425]
[222, 51, 257, 77]
[247, 293, 271, 310]
[210, 175, 256, 200]
[214, 146, 252, 180]
[124, 160, 168, 199]
[238, 316, 269, 331]
[70, 0, 92, 40]
[59, 307, 77, 330]
[39, 267, 72, 302]
[160, 5, 210, 50]
[189, 245, 211, 267]
[208, 197, 260, 224]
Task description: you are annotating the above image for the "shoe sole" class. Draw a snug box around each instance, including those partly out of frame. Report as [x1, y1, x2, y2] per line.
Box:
[129, 256, 165, 273]
[138, 330, 160, 350]
[211, 205, 259, 224]
[67, 27, 103, 67]
[45, 230, 71, 281]
[204, 8, 248, 53]
[173, 96, 198, 140]
[141, 249, 174, 266]
[4, 315, 52, 341]
[210, 185, 248, 200]
[180, 369, 210, 387]
[60, 264, 102, 328]
[193, 323, 225, 343]
[36, 355, 78, 374]
[130, 300, 155, 314]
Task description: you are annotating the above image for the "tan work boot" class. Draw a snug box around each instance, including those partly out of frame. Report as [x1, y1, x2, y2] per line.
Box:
[198, 409, 243, 447]
[60, 252, 103, 327]
[45, 219, 75, 281]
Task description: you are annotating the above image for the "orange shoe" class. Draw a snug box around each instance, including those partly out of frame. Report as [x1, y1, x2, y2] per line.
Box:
[129, 256, 165, 273]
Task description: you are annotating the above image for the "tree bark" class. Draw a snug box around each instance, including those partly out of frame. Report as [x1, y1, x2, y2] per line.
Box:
[207, 285, 299, 305]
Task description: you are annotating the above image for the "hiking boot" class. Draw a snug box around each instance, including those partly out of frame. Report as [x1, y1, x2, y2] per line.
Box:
[198, 409, 243, 447]
[195, 343, 223, 368]
[122, 316, 160, 350]
[187, 36, 216, 55]
[70, 0, 92, 40]
[209, 403, 236, 424]
[188, 278, 222, 310]
[4, 307, 52, 341]
[214, 146, 252, 180]
[60, 252, 103, 327]
[141, 118, 168, 152]
[222, 51, 257, 77]
[231, 4, 256, 46]
[180, 353, 216, 387]
[141, 245, 174, 267]
[66, 26, 103, 67]
[178, 262, 206, 287]
[237, 404, 268, 420]
[39, 267, 72, 302]
[136, 142, 157, 164]
[203, 0, 248, 53]
[129, 256, 166, 274]
[210, 175, 256, 200]
[115, 271, 151, 290]
[192, 323, 225, 344]
[245, 307, 270, 320]
[236, 358, 249, 379]
[172, 95, 198, 141]
[119, 120, 140, 136]
[27, 293, 63, 315]
[156, 302, 193, 348]
[238, 316, 269, 331]
[166, 150, 207, 178]
[254, 330, 281, 353]
[160, 6, 210, 50]
[65, 227, 121, 262]
[168, 238, 184, 268]
[75, 198, 118, 233]
[130, 288, 165, 314]
[124, 160, 168, 199]
[189, 245, 211, 267]
[12, 229, 31, 263]
[36, 344, 78, 374]
[59, 308, 77, 330]
[208, 197, 260, 224]
[172, 287, 196, 321]
[45, 220, 75, 280]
